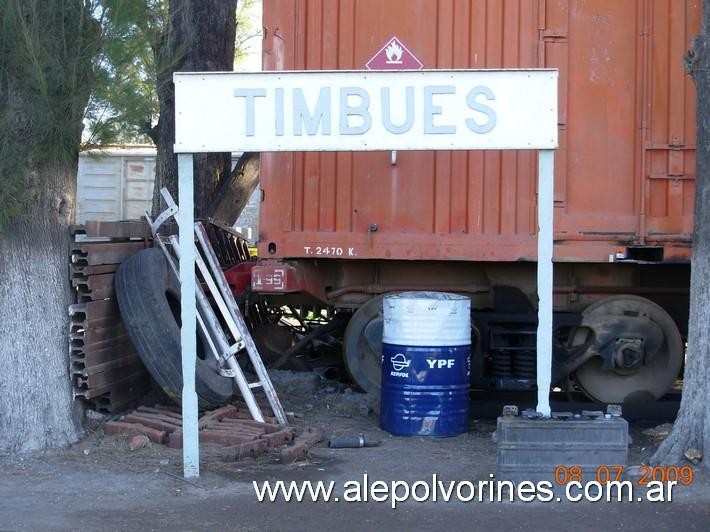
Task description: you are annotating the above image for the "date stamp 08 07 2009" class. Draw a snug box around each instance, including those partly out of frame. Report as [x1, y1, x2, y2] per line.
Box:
[553, 465, 695, 486]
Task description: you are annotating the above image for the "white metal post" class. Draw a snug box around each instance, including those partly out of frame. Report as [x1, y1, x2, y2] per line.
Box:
[178, 153, 200, 477]
[536, 149, 555, 417]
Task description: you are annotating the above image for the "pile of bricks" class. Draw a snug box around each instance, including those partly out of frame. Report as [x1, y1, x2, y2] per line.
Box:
[104, 404, 323, 462]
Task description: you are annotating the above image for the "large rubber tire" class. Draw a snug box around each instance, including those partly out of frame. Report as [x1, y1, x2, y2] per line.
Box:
[115, 248, 234, 408]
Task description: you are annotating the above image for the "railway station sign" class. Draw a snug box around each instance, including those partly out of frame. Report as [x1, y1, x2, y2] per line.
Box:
[174, 70, 558, 153]
[173, 69, 559, 477]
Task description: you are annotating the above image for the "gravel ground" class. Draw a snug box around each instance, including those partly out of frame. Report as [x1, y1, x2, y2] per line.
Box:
[1, 373, 708, 531]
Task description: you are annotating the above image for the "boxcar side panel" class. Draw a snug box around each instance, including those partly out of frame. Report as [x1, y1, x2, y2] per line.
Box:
[644, 0, 698, 241]
[259, 0, 697, 263]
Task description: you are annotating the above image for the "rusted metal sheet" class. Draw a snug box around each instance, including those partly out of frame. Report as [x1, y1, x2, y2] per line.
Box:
[74, 356, 146, 389]
[69, 224, 152, 412]
[71, 339, 136, 369]
[73, 272, 115, 302]
[83, 220, 153, 240]
[260, 0, 698, 263]
[204, 222, 252, 267]
[69, 299, 122, 329]
[91, 375, 152, 412]
[643, 0, 698, 241]
[71, 241, 149, 266]
[69, 299, 150, 408]
[70, 263, 117, 283]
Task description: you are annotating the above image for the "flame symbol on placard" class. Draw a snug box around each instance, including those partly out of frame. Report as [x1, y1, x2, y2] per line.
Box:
[385, 40, 403, 64]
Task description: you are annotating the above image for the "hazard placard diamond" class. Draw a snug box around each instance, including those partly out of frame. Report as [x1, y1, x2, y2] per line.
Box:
[365, 36, 424, 70]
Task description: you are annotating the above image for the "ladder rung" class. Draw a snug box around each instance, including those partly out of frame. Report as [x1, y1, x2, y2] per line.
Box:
[228, 342, 242, 354]
[248, 382, 263, 389]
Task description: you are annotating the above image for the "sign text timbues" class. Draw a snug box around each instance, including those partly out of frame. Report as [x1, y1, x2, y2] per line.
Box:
[235, 85, 497, 137]
[174, 70, 558, 152]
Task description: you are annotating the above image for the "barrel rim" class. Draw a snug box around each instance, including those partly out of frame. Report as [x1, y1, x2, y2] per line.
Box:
[383, 290, 471, 301]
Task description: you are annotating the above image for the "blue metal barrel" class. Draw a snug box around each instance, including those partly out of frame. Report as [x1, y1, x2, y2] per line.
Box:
[380, 292, 471, 437]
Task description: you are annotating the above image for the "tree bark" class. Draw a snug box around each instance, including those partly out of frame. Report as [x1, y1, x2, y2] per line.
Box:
[0, 162, 83, 452]
[207, 152, 261, 227]
[151, 0, 238, 219]
[652, 4, 710, 467]
[0, 0, 96, 452]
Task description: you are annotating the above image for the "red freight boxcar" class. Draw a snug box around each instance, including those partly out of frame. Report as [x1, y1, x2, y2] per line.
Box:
[251, 0, 699, 403]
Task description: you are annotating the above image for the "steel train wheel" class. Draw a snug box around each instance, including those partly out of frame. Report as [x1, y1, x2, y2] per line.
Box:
[343, 295, 384, 394]
[572, 295, 683, 404]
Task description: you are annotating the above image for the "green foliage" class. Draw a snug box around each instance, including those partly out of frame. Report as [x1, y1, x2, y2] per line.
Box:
[0, 0, 255, 227]
[83, 0, 167, 146]
[87, 0, 258, 146]
[235, 0, 262, 69]
[0, 0, 100, 229]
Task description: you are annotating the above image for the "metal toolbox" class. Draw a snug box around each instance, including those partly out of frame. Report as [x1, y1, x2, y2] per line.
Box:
[495, 408, 629, 484]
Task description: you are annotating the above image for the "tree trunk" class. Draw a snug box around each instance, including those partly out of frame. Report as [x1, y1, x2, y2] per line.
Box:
[151, 0, 238, 219]
[652, 4, 710, 467]
[0, 0, 97, 452]
[0, 162, 82, 452]
[207, 152, 261, 227]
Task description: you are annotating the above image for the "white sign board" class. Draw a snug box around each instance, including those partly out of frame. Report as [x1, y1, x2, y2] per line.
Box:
[174, 70, 558, 153]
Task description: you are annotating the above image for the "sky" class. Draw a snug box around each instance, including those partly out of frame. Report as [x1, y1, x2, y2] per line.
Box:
[237, 0, 263, 72]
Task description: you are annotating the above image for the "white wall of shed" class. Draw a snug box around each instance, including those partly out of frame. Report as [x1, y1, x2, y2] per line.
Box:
[76, 151, 258, 241]
[76, 152, 156, 223]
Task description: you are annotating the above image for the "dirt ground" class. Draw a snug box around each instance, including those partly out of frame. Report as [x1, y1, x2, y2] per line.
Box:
[2, 372, 710, 531]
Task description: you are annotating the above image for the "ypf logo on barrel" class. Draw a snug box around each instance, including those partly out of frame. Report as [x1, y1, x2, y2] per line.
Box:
[389, 353, 411, 378]
[427, 359, 455, 369]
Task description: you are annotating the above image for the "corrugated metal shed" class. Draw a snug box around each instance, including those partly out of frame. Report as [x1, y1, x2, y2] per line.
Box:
[77, 148, 259, 241]
[76, 147, 156, 224]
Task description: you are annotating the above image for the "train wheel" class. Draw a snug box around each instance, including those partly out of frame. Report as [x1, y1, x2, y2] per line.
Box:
[343, 295, 384, 394]
[572, 295, 683, 403]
